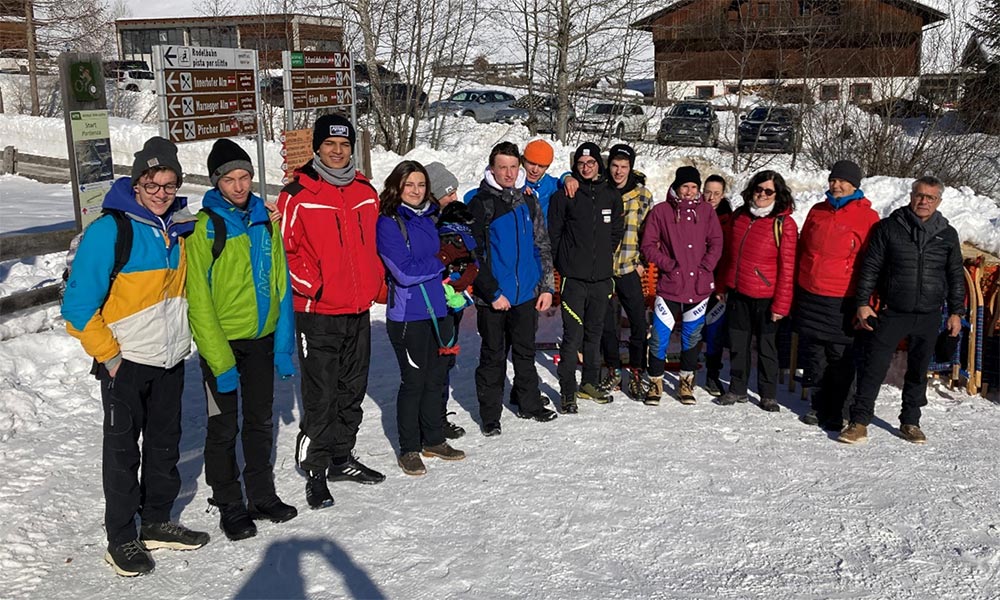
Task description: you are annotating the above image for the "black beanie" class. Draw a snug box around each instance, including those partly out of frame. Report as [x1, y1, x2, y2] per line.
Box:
[313, 114, 356, 152]
[207, 139, 254, 187]
[131, 136, 182, 185]
[829, 160, 863, 189]
[670, 165, 701, 191]
[608, 143, 636, 170]
[573, 142, 604, 176]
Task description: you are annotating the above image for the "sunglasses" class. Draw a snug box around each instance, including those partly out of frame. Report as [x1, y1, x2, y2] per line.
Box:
[753, 186, 776, 197]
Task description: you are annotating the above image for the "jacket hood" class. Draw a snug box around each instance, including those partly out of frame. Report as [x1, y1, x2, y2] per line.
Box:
[481, 165, 527, 192]
[202, 188, 271, 227]
[666, 186, 702, 210]
[103, 176, 196, 234]
[617, 170, 647, 195]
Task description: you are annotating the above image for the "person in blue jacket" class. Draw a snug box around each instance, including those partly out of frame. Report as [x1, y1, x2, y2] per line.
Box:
[377, 160, 467, 476]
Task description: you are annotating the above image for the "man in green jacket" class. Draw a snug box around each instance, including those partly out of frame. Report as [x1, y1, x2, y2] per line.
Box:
[187, 139, 298, 541]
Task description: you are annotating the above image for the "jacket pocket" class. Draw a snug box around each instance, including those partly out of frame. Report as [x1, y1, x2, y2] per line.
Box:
[694, 269, 714, 295]
[754, 267, 772, 288]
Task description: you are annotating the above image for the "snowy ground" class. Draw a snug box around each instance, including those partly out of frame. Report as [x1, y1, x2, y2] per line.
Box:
[3, 113, 1000, 597]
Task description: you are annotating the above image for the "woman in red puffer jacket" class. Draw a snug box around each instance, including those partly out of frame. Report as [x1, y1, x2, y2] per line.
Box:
[716, 170, 797, 411]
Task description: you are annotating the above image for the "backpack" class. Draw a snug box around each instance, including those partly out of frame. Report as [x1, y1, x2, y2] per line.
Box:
[200, 208, 273, 267]
[773, 215, 786, 248]
[62, 209, 133, 308]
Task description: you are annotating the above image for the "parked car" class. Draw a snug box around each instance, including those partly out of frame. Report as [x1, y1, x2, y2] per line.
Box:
[737, 106, 799, 153]
[427, 89, 516, 123]
[0, 49, 53, 74]
[656, 101, 720, 147]
[357, 82, 428, 116]
[113, 69, 156, 93]
[102, 60, 150, 77]
[862, 97, 940, 120]
[575, 102, 647, 140]
[495, 94, 576, 132]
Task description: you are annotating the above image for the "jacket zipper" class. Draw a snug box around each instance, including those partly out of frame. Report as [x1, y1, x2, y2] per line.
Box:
[734, 218, 754, 290]
[514, 204, 522, 300]
[357, 213, 365, 245]
[590, 182, 598, 280]
[754, 267, 772, 287]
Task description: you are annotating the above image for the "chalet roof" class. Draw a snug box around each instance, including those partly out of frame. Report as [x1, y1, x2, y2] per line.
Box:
[961, 35, 1000, 70]
[631, 0, 948, 30]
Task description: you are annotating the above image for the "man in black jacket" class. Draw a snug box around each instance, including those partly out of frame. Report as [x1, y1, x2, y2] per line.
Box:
[839, 176, 965, 445]
[548, 143, 625, 412]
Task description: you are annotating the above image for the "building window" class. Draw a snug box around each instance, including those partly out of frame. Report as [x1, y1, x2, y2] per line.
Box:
[696, 85, 714, 99]
[757, 2, 770, 17]
[727, 84, 741, 95]
[850, 82, 872, 103]
[820, 84, 839, 101]
[190, 27, 236, 48]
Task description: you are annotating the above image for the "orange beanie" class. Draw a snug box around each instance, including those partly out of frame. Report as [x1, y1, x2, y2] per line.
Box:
[523, 139, 554, 167]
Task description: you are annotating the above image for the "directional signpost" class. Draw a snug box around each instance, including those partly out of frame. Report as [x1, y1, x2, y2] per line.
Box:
[152, 44, 269, 199]
[282, 50, 359, 168]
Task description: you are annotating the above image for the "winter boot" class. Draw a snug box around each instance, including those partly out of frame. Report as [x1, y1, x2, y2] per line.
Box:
[208, 499, 257, 541]
[759, 397, 780, 412]
[678, 373, 696, 405]
[421, 442, 467, 461]
[105, 539, 154, 577]
[577, 382, 613, 404]
[644, 376, 663, 406]
[704, 373, 724, 397]
[560, 393, 579, 414]
[139, 521, 210, 551]
[443, 412, 466, 439]
[715, 391, 748, 406]
[899, 424, 927, 444]
[398, 452, 427, 476]
[517, 406, 559, 422]
[481, 421, 502, 436]
[625, 369, 647, 400]
[328, 453, 386, 485]
[837, 423, 868, 445]
[247, 496, 298, 523]
[305, 470, 335, 509]
[800, 409, 820, 426]
[597, 368, 622, 395]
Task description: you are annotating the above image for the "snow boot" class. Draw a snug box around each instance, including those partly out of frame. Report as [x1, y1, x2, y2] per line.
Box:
[208, 499, 257, 541]
[715, 392, 748, 406]
[560, 393, 579, 414]
[247, 496, 298, 523]
[644, 376, 663, 406]
[625, 369, 647, 400]
[800, 410, 820, 426]
[759, 397, 780, 412]
[328, 454, 385, 485]
[305, 470, 335, 509]
[597, 368, 622, 395]
[704, 374, 724, 397]
[105, 539, 154, 577]
[678, 374, 696, 405]
[481, 421, 502, 436]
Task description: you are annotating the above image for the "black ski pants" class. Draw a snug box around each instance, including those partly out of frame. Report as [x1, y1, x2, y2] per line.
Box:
[476, 299, 543, 423]
[387, 319, 449, 453]
[99, 360, 184, 545]
[559, 277, 613, 395]
[800, 336, 861, 425]
[200, 335, 277, 506]
[727, 291, 779, 399]
[600, 270, 647, 371]
[295, 311, 371, 472]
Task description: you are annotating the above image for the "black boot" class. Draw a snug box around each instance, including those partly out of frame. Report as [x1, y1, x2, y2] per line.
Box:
[209, 498, 257, 541]
[305, 470, 335, 509]
[248, 496, 298, 523]
[105, 539, 154, 577]
[443, 412, 466, 439]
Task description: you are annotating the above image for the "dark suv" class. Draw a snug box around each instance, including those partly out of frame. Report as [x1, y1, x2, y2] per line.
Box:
[737, 106, 799, 153]
[656, 102, 719, 147]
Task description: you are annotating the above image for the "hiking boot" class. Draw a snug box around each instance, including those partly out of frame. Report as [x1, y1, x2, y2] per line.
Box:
[837, 423, 868, 445]
[248, 496, 298, 523]
[517, 406, 558, 422]
[139, 521, 210, 551]
[305, 470, 335, 510]
[481, 421, 502, 436]
[560, 394, 579, 414]
[715, 392, 747, 406]
[597, 368, 622, 395]
[105, 539, 154, 577]
[577, 382, 613, 404]
[328, 454, 385, 485]
[207, 499, 257, 541]
[644, 376, 663, 406]
[625, 369, 647, 400]
[678, 374, 696, 405]
[899, 424, 927, 445]
[759, 397, 780, 412]
[422, 442, 466, 461]
[443, 412, 466, 439]
[800, 410, 820, 426]
[398, 452, 427, 476]
[704, 375, 724, 397]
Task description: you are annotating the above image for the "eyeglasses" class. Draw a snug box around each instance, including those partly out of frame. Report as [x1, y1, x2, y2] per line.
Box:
[910, 192, 940, 203]
[139, 182, 180, 195]
[576, 159, 598, 168]
[753, 186, 776, 197]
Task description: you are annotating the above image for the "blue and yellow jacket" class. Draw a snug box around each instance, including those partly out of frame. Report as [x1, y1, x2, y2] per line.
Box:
[62, 177, 196, 370]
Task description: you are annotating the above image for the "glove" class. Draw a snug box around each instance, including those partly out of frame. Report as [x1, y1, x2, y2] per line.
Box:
[451, 263, 479, 292]
[215, 366, 239, 394]
[275, 352, 296, 380]
[437, 243, 467, 266]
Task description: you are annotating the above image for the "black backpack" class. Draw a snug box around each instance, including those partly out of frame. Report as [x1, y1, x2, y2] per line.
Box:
[200, 208, 273, 266]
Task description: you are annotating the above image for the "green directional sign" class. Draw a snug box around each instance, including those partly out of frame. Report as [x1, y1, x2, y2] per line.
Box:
[290, 52, 304, 68]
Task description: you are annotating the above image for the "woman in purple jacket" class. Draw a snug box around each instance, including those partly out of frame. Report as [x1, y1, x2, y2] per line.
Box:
[640, 166, 723, 405]
[376, 161, 467, 476]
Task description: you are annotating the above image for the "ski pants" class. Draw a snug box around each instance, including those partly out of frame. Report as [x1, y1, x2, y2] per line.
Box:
[99, 359, 184, 545]
[799, 336, 862, 425]
[295, 311, 371, 473]
[476, 299, 543, 423]
[600, 270, 648, 371]
[704, 293, 727, 378]
[200, 335, 277, 506]
[559, 277, 613, 395]
[386, 318, 449, 454]
[727, 292, 779, 399]
[648, 296, 707, 378]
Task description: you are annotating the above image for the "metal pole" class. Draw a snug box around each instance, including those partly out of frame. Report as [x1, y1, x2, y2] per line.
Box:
[152, 45, 168, 140]
[349, 52, 359, 169]
[283, 51, 293, 133]
[253, 49, 268, 202]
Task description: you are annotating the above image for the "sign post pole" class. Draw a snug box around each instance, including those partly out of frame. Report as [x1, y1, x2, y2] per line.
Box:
[252, 50, 268, 202]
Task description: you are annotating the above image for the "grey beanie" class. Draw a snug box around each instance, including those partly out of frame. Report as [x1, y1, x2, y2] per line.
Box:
[425, 161, 459, 201]
[131, 136, 183, 185]
[207, 138, 254, 187]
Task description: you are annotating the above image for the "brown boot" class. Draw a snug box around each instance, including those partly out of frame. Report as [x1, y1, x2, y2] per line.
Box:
[421, 442, 466, 461]
[678, 374, 696, 405]
[837, 423, 868, 445]
[398, 452, 427, 476]
[899, 424, 927, 444]
[644, 376, 663, 406]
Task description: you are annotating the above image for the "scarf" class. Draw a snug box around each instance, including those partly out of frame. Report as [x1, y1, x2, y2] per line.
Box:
[312, 156, 356, 187]
[825, 189, 864, 210]
[749, 203, 773, 218]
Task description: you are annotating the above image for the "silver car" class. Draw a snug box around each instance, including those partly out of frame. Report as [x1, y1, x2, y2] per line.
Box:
[575, 102, 648, 140]
[495, 94, 576, 133]
[427, 89, 517, 123]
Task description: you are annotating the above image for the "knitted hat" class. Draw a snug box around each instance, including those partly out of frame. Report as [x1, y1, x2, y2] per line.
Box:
[313, 114, 356, 152]
[207, 139, 254, 187]
[573, 142, 603, 174]
[608, 143, 636, 170]
[131, 136, 182, 185]
[829, 160, 863, 188]
[670, 165, 701, 191]
[425, 161, 459, 201]
[523, 139, 554, 166]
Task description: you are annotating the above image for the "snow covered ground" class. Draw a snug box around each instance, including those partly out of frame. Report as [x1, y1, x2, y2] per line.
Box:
[2, 112, 1000, 598]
